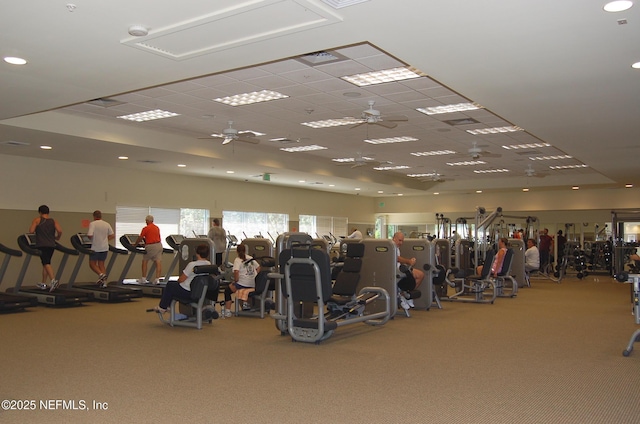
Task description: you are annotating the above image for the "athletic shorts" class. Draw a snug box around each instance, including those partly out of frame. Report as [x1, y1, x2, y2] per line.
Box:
[144, 243, 163, 261]
[38, 246, 55, 266]
[397, 269, 416, 292]
[90, 251, 108, 262]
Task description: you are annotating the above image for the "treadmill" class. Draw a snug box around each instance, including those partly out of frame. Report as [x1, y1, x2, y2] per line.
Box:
[0, 242, 38, 312]
[9, 234, 92, 306]
[116, 234, 166, 297]
[68, 233, 143, 302]
[164, 234, 185, 283]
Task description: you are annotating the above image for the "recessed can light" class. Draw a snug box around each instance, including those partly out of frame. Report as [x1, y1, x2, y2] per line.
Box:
[604, 1, 633, 12]
[4, 56, 27, 65]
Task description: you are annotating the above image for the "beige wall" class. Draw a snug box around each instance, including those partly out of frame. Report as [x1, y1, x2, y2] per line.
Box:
[1, 153, 639, 289]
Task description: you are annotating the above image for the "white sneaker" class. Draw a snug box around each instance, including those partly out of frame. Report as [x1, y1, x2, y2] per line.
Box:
[137, 278, 149, 284]
[223, 309, 233, 318]
[36, 283, 48, 290]
[49, 280, 59, 293]
[399, 295, 410, 310]
[152, 278, 161, 285]
[407, 299, 415, 308]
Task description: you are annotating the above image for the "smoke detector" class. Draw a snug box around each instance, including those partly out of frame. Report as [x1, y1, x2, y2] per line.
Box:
[128, 25, 149, 37]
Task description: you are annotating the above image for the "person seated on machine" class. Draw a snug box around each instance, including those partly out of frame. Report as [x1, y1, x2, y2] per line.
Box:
[223, 243, 260, 318]
[152, 244, 211, 314]
[524, 238, 540, 273]
[392, 232, 424, 309]
[476, 237, 508, 278]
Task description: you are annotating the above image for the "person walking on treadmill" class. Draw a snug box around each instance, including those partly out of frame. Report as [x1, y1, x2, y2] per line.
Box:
[87, 210, 115, 287]
[207, 218, 226, 266]
[134, 215, 163, 284]
[29, 205, 62, 292]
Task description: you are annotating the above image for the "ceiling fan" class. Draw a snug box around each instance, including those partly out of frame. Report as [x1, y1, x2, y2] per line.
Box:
[199, 121, 259, 145]
[420, 171, 450, 182]
[525, 164, 548, 178]
[268, 136, 308, 145]
[350, 100, 408, 129]
[468, 141, 502, 159]
[333, 152, 387, 169]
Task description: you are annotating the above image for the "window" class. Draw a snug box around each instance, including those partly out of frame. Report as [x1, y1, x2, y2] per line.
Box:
[222, 211, 288, 242]
[116, 206, 209, 248]
[299, 215, 348, 239]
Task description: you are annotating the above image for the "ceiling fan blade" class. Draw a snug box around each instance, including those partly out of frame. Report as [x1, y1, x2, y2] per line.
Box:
[221, 137, 234, 145]
[384, 114, 408, 122]
[482, 152, 502, 158]
[349, 120, 366, 129]
[237, 136, 260, 144]
[375, 120, 398, 129]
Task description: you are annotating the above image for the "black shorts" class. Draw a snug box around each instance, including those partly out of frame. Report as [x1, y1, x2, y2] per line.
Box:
[39, 246, 55, 266]
[397, 269, 416, 292]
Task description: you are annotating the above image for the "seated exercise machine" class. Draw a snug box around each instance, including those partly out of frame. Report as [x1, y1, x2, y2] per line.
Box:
[235, 237, 276, 318]
[616, 272, 640, 356]
[443, 249, 502, 304]
[277, 243, 390, 343]
[147, 265, 221, 330]
[0, 242, 38, 312]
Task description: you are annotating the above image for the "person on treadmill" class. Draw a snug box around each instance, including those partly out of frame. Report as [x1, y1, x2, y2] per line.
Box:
[87, 210, 115, 287]
[153, 244, 211, 313]
[134, 215, 163, 284]
[29, 205, 62, 292]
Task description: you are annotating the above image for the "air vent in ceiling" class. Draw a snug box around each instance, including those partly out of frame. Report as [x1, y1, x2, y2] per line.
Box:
[137, 160, 161, 164]
[1, 140, 30, 147]
[443, 118, 480, 126]
[296, 50, 347, 66]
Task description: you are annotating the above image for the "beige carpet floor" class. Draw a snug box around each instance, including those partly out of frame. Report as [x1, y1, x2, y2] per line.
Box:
[1, 275, 639, 424]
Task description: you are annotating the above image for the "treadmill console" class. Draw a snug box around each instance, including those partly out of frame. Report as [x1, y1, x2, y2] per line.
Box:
[77, 233, 92, 246]
[123, 234, 140, 245]
[25, 233, 37, 246]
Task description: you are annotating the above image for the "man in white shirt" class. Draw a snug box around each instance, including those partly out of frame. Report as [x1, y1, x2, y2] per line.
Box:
[525, 238, 540, 273]
[87, 210, 115, 287]
[347, 228, 363, 239]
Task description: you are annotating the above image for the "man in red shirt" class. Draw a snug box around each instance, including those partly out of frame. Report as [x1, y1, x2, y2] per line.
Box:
[134, 215, 163, 284]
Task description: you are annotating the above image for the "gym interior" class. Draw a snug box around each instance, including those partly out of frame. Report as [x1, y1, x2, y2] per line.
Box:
[2, 1, 640, 423]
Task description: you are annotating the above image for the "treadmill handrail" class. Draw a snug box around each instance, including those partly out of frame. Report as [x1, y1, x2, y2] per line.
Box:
[0, 242, 22, 257]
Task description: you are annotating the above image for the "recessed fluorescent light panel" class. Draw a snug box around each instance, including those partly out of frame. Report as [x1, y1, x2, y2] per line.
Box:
[549, 164, 589, 170]
[410, 150, 456, 157]
[474, 169, 510, 174]
[466, 126, 524, 135]
[373, 165, 410, 171]
[321, 0, 370, 9]
[332, 157, 374, 163]
[301, 118, 360, 128]
[529, 155, 572, 161]
[364, 136, 418, 145]
[280, 145, 328, 152]
[416, 102, 483, 115]
[341, 67, 422, 87]
[502, 143, 551, 150]
[214, 90, 288, 106]
[117, 109, 180, 122]
[407, 173, 437, 178]
[446, 160, 486, 166]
